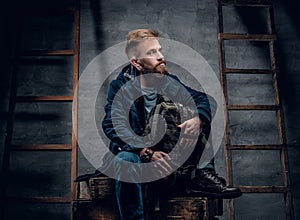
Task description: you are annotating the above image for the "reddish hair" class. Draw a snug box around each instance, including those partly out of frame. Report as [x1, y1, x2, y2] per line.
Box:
[125, 29, 160, 59]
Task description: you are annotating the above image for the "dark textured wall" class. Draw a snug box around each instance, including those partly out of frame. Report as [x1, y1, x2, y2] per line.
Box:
[0, 0, 299, 219]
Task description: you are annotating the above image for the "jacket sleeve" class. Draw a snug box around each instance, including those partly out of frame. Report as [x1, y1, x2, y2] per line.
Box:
[101, 79, 144, 154]
[171, 75, 212, 124]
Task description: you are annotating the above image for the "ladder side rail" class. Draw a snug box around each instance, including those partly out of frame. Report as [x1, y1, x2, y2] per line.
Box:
[71, 0, 80, 206]
[70, 0, 80, 219]
[216, 1, 235, 219]
[267, 5, 294, 220]
[0, 16, 23, 219]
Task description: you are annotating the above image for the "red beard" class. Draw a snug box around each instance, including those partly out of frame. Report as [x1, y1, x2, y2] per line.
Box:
[140, 61, 168, 75]
[154, 62, 168, 75]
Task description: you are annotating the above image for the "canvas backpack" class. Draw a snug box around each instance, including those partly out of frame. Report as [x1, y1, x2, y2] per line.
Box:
[143, 96, 205, 184]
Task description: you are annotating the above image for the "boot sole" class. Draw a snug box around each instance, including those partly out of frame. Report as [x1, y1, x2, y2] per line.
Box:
[189, 189, 242, 199]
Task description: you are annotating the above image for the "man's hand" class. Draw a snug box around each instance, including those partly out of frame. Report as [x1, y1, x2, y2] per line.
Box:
[151, 151, 172, 178]
[140, 148, 172, 178]
[177, 116, 202, 149]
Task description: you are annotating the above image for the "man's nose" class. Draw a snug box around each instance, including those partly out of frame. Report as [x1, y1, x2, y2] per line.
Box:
[157, 51, 164, 60]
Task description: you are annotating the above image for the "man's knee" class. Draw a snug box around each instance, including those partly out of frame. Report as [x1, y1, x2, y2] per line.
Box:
[115, 151, 141, 163]
[113, 151, 142, 178]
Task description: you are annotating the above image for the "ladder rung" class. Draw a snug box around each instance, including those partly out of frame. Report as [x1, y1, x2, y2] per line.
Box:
[228, 104, 280, 110]
[10, 144, 72, 151]
[221, 0, 272, 6]
[227, 144, 286, 150]
[20, 7, 76, 16]
[16, 96, 73, 102]
[224, 68, 274, 74]
[240, 186, 288, 193]
[22, 50, 74, 56]
[7, 196, 71, 203]
[219, 33, 276, 41]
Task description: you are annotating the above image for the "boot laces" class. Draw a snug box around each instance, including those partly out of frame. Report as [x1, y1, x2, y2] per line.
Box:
[204, 169, 224, 185]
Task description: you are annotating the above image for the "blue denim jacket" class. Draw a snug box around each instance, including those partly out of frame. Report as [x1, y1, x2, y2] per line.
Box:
[102, 64, 211, 155]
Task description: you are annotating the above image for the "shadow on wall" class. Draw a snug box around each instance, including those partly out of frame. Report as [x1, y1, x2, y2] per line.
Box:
[279, 0, 300, 36]
[276, 1, 300, 219]
[276, 0, 300, 112]
[90, 0, 105, 52]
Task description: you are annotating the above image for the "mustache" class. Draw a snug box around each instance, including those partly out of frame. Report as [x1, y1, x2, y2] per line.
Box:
[156, 61, 166, 67]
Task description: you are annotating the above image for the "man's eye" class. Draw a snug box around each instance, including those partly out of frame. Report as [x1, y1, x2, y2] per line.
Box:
[147, 50, 156, 55]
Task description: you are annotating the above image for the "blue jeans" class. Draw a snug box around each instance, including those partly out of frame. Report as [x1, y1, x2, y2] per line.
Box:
[113, 151, 144, 220]
[112, 150, 215, 220]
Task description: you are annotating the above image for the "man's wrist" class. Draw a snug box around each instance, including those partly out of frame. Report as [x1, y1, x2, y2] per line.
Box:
[139, 148, 147, 157]
[198, 114, 208, 125]
[140, 148, 154, 163]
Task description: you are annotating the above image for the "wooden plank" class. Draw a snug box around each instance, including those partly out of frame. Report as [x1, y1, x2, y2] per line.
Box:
[221, 0, 271, 6]
[20, 7, 76, 16]
[22, 50, 74, 56]
[227, 104, 280, 110]
[240, 186, 288, 193]
[225, 68, 273, 74]
[219, 33, 276, 41]
[10, 144, 72, 151]
[8, 196, 71, 203]
[16, 96, 73, 102]
[227, 144, 286, 150]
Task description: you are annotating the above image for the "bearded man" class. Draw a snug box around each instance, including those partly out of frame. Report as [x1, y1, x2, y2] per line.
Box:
[102, 29, 242, 220]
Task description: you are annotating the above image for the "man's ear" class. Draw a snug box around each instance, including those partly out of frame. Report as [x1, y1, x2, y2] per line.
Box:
[130, 57, 142, 71]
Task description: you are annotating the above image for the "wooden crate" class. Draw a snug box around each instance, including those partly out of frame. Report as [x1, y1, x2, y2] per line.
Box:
[157, 197, 207, 220]
[89, 176, 115, 200]
[73, 197, 222, 220]
[73, 200, 120, 220]
[74, 177, 223, 220]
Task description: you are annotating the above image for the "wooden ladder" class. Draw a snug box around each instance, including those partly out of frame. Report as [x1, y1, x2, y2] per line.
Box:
[0, 1, 80, 219]
[216, 0, 293, 219]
